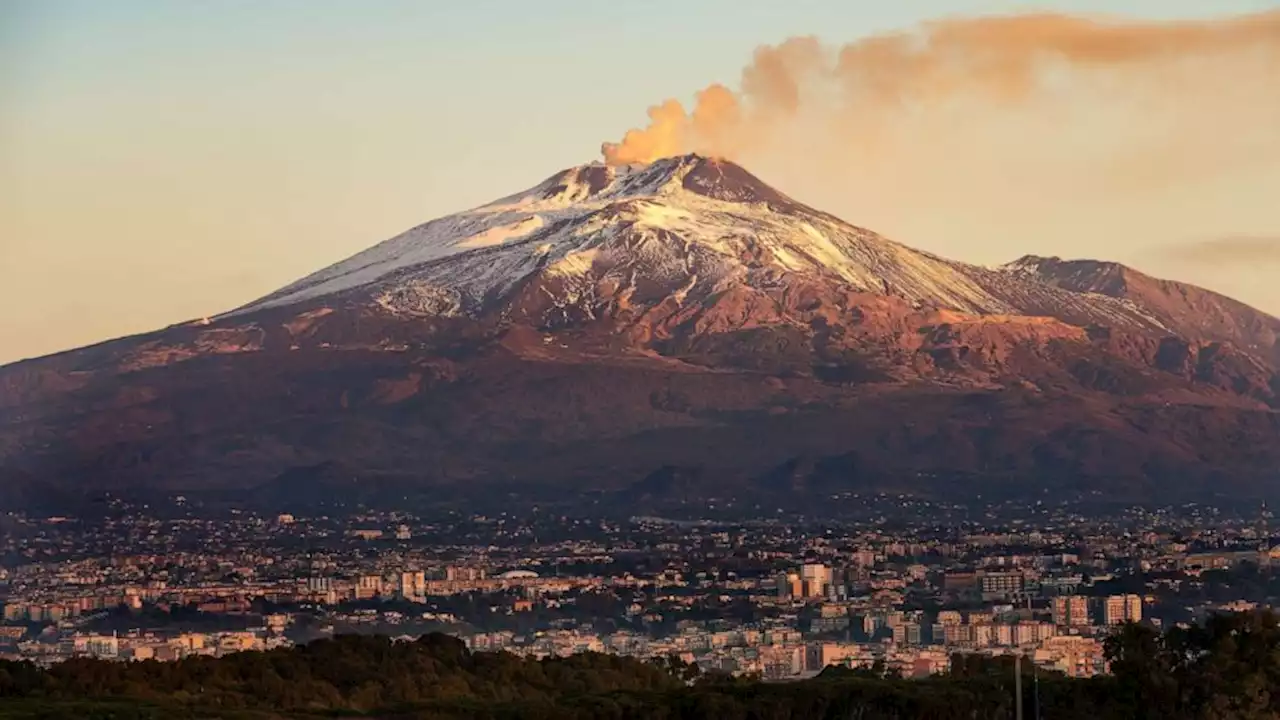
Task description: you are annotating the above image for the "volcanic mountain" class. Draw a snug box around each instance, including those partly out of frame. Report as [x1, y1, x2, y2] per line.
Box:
[3, 155, 1279, 513]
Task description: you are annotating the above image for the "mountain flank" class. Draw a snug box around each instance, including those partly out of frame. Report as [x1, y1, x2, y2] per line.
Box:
[2, 155, 1277, 512]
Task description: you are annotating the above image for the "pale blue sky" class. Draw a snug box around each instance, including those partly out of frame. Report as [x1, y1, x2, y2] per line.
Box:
[2, 1, 1278, 362]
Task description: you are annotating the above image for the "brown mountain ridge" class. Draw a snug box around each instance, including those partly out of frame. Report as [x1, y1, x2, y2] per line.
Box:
[2, 156, 1278, 513]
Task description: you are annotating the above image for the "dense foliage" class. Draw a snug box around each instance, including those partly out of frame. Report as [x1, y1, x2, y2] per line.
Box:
[2, 611, 1280, 719]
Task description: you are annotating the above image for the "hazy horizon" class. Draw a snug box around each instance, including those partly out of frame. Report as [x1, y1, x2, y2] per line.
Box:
[4, 0, 1279, 365]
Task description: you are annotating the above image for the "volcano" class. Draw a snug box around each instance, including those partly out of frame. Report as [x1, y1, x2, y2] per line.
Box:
[3, 155, 1279, 513]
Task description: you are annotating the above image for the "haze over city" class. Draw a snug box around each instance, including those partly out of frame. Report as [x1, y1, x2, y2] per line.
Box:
[3, 0, 1279, 364]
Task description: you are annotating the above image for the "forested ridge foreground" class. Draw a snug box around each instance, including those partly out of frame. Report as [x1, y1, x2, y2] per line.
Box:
[2, 611, 1280, 719]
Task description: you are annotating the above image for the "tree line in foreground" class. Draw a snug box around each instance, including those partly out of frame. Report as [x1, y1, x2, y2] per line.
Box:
[1, 610, 1279, 719]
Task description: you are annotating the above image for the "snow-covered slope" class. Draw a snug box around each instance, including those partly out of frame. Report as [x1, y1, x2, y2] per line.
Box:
[229, 155, 1167, 333]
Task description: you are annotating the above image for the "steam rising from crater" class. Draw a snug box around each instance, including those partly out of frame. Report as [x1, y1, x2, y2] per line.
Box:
[600, 11, 1280, 303]
[603, 12, 1280, 166]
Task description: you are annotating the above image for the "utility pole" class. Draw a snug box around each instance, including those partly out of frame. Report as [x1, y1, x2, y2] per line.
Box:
[1033, 661, 1041, 720]
[1014, 653, 1024, 720]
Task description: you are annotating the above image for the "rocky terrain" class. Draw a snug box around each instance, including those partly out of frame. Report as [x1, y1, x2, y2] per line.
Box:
[2, 155, 1278, 513]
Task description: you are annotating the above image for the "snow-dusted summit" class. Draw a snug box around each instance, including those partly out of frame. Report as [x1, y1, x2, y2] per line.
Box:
[7, 158, 1280, 515]
[231, 155, 1165, 332]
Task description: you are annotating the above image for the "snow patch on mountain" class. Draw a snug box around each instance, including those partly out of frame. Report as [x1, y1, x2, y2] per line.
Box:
[456, 215, 545, 249]
[547, 249, 600, 278]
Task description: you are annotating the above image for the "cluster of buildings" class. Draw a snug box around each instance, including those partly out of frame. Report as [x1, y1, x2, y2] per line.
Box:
[0, 564, 584, 627]
[459, 617, 1110, 680]
[0, 499, 1275, 677]
[11, 627, 291, 664]
[443, 559, 1144, 680]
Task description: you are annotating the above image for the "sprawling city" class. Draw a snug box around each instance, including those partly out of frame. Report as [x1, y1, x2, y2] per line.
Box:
[2, 498, 1276, 681]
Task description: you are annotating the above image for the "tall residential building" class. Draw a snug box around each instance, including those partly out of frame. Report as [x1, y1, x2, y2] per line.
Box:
[1013, 621, 1056, 646]
[1052, 595, 1090, 627]
[1125, 594, 1142, 623]
[1104, 594, 1142, 625]
[980, 571, 1023, 597]
[800, 563, 831, 598]
[860, 612, 888, 639]
[356, 575, 384, 600]
[893, 623, 923, 646]
[1050, 596, 1068, 626]
[446, 566, 486, 582]
[399, 571, 427, 601]
[972, 623, 993, 648]
[994, 624, 1014, 646]
[934, 623, 971, 646]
